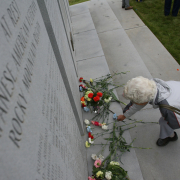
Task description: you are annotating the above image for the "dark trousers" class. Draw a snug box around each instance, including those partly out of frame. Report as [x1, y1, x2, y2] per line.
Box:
[164, 0, 180, 16]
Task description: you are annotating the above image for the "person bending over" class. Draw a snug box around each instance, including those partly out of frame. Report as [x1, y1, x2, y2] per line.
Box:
[117, 76, 180, 146]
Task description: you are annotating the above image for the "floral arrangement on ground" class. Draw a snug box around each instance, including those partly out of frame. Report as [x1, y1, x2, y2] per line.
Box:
[79, 73, 158, 180]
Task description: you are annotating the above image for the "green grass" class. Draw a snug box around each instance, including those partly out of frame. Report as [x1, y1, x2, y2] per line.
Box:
[69, 0, 180, 64]
[130, 0, 180, 64]
[69, 0, 89, 6]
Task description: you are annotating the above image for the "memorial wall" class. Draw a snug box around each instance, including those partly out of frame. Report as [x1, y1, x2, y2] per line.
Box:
[0, 0, 87, 179]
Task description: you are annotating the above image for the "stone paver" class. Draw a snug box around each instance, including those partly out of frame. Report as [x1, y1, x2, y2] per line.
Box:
[89, 0, 122, 33]
[74, 29, 104, 61]
[107, 0, 145, 30]
[125, 26, 180, 81]
[77, 55, 143, 180]
[71, 12, 95, 34]
[70, 2, 89, 16]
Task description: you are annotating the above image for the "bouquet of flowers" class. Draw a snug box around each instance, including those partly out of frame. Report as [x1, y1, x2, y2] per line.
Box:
[89, 159, 128, 180]
[79, 73, 126, 113]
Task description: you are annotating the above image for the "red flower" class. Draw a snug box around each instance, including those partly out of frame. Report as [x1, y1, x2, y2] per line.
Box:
[79, 77, 83, 82]
[97, 92, 103, 97]
[88, 93, 94, 98]
[79, 84, 86, 89]
[88, 132, 92, 137]
[82, 103, 86, 107]
[94, 121, 99, 126]
[93, 96, 100, 102]
[91, 135, 94, 139]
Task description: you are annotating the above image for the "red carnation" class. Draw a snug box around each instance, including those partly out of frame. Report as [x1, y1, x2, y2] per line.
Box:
[79, 84, 86, 89]
[79, 77, 83, 82]
[91, 135, 94, 139]
[94, 121, 99, 126]
[82, 103, 86, 107]
[88, 93, 94, 98]
[97, 92, 103, 97]
[93, 96, 100, 102]
[88, 132, 92, 138]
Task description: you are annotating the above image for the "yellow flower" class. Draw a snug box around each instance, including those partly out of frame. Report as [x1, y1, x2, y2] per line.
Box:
[96, 171, 103, 177]
[86, 91, 93, 95]
[85, 141, 90, 148]
[81, 101, 86, 105]
[84, 95, 88, 100]
[90, 78, 93, 83]
[87, 98, 92, 101]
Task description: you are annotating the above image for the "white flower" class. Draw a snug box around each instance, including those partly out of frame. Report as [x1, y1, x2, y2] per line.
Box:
[84, 119, 90, 125]
[88, 138, 94, 144]
[102, 125, 108, 130]
[91, 154, 98, 160]
[110, 161, 120, 166]
[108, 97, 112, 101]
[104, 98, 110, 103]
[105, 171, 112, 180]
[99, 154, 104, 161]
[104, 97, 112, 103]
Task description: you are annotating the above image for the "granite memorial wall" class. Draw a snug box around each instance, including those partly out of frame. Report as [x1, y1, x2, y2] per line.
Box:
[0, 0, 87, 179]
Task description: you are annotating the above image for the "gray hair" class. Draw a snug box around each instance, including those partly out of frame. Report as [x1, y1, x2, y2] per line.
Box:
[123, 76, 157, 104]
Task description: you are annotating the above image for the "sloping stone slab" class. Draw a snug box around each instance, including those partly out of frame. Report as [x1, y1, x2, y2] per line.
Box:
[89, 0, 122, 33]
[125, 26, 180, 81]
[107, 0, 145, 30]
[98, 28, 152, 101]
[74, 30, 104, 61]
[70, 2, 89, 16]
[77, 56, 143, 180]
[72, 12, 95, 34]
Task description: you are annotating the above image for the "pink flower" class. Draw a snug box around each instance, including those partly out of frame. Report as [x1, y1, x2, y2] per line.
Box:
[94, 159, 102, 168]
[88, 177, 96, 180]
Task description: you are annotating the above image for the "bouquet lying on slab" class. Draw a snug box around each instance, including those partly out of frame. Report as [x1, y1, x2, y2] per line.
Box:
[78, 72, 156, 180]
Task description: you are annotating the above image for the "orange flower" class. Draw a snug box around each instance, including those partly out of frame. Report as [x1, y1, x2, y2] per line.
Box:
[81, 96, 85, 101]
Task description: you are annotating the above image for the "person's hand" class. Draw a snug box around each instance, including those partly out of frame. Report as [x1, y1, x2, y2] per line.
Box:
[117, 115, 126, 121]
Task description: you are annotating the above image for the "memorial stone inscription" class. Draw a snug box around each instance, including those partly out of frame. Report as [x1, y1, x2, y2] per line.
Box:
[0, 0, 88, 179]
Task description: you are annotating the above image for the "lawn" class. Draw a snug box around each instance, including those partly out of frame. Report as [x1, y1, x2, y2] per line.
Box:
[69, 0, 180, 64]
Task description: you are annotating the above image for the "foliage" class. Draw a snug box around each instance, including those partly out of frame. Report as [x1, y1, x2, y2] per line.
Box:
[69, 0, 89, 6]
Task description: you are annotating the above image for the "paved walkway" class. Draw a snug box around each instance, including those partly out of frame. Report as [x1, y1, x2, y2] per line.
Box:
[70, 1, 180, 179]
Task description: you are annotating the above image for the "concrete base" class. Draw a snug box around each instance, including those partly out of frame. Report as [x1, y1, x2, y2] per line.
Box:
[71, 2, 144, 179]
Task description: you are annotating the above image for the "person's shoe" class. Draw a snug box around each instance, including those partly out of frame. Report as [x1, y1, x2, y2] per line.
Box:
[125, 6, 133, 10]
[169, 132, 178, 141]
[156, 132, 178, 146]
[122, 5, 125, 8]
